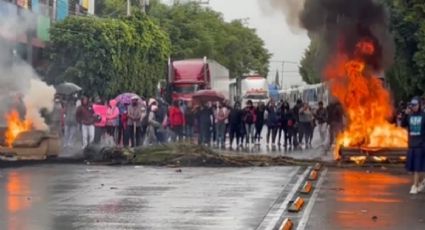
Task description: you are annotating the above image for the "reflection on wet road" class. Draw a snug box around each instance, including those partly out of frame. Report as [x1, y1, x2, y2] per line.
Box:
[304, 169, 425, 230]
[0, 165, 300, 230]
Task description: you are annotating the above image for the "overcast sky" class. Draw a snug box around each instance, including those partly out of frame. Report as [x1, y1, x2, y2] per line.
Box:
[163, 0, 310, 88]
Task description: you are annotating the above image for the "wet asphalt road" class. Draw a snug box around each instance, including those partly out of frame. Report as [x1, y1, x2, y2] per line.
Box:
[299, 168, 425, 230]
[0, 165, 304, 230]
[1, 164, 423, 230]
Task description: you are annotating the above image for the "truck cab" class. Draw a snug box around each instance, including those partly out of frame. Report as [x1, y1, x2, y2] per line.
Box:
[241, 75, 269, 106]
[167, 58, 230, 103]
[168, 59, 209, 102]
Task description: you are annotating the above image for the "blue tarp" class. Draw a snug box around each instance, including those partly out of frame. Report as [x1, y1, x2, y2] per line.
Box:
[269, 83, 280, 102]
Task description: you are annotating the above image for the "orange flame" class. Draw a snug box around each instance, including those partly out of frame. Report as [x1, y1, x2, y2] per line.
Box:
[325, 39, 408, 159]
[4, 110, 32, 147]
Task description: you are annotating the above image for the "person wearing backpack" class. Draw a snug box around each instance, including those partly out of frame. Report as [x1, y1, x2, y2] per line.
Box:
[243, 100, 257, 146]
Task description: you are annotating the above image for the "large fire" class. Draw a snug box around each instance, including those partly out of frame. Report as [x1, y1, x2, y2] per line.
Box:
[325, 38, 408, 159]
[4, 110, 32, 147]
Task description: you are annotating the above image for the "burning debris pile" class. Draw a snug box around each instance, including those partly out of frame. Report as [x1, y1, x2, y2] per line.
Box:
[0, 13, 58, 160]
[303, 0, 408, 156]
[264, 0, 408, 161]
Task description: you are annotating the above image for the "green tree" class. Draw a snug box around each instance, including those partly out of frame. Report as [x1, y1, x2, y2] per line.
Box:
[384, 0, 425, 101]
[299, 38, 321, 84]
[148, 0, 271, 78]
[46, 14, 170, 98]
[91, 0, 271, 78]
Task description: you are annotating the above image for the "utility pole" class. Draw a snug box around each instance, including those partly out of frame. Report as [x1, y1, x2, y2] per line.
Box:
[139, 0, 150, 14]
[270, 60, 299, 87]
[127, 0, 131, 16]
[52, 0, 57, 21]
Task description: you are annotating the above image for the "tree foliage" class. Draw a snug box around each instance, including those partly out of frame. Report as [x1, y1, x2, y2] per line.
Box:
[299, 38, 321, 84]
[384, 0, 425, 101]
[46, 14, 170, 98]
[148, 0, 271, 78]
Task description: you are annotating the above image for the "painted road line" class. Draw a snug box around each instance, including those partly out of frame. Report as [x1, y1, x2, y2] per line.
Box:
[296, 168, 328, 230]
[255, 167, 302, 230]
[261, 167, 312, 230]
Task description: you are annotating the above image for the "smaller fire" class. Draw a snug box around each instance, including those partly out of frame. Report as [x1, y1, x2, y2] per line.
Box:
[4, 110, 32, 147]
[349, 156, 367, 165]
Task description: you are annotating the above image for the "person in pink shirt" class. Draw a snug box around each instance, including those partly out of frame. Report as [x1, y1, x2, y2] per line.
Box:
[214, 101, 229, 148]
[106, 99, 119, 143]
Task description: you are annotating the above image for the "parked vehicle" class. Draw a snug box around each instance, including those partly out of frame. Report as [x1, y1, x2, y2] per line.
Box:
[166, 57, 229, 103]
[241, 75, 269, 106]
[279, 83, 329, 108]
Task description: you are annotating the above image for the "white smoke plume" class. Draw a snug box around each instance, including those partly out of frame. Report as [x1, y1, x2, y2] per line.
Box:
[0, 6, 55, 130]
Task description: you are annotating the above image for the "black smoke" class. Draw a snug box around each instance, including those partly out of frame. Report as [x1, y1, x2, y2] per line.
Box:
[299, 0, 394, 75]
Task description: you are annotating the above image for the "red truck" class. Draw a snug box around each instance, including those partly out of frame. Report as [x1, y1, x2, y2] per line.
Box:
[166, 57, 229, 103]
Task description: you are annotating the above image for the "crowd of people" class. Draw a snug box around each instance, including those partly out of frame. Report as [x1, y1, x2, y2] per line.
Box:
[54, 95, 346, 151]
[50, 94, 425, 195]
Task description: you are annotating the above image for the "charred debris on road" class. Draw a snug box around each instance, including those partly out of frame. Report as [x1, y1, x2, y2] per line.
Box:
[80, 143, 406, 168]
[0, 143, 408, 168]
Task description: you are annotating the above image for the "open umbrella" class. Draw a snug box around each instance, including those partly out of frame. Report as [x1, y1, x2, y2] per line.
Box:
[192, 89, 225, 102]
[55, 82, 82, 95]
[115, 92, 141, 105]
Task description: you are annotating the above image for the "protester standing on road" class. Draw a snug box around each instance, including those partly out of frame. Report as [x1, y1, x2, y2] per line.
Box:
[106, 99, 119, 144]
[169, 100, 185, 142]
[404, 98, 425, 194]
[50, 97, 63, 136]
[327, 101, 344, 149]
[93, 99, 107, 145]
[64, 99, 78, 147]
[144, 104, 161, 145]
[283, 102, 296, 149]
[299, 103, 314, 148]
[254, 102, 266, 145]
[214, 102, 229, 148]
[228, 102, 243, 149]
[155, 99, 169, 144]
[185, 102, 195, 142]
[127, 96, 143, 147]
[196, 103, 213, 146]
[76, 96, 96, 149]
[265, 100, 279, 146]
[243, 100, 256, 146]
[118, 102, 129, 147]
[292, 99, 303, 148]
[315, 101, 328, 147]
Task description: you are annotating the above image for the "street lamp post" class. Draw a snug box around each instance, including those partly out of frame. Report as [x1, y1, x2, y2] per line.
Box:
[270, 60, 299, 87]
